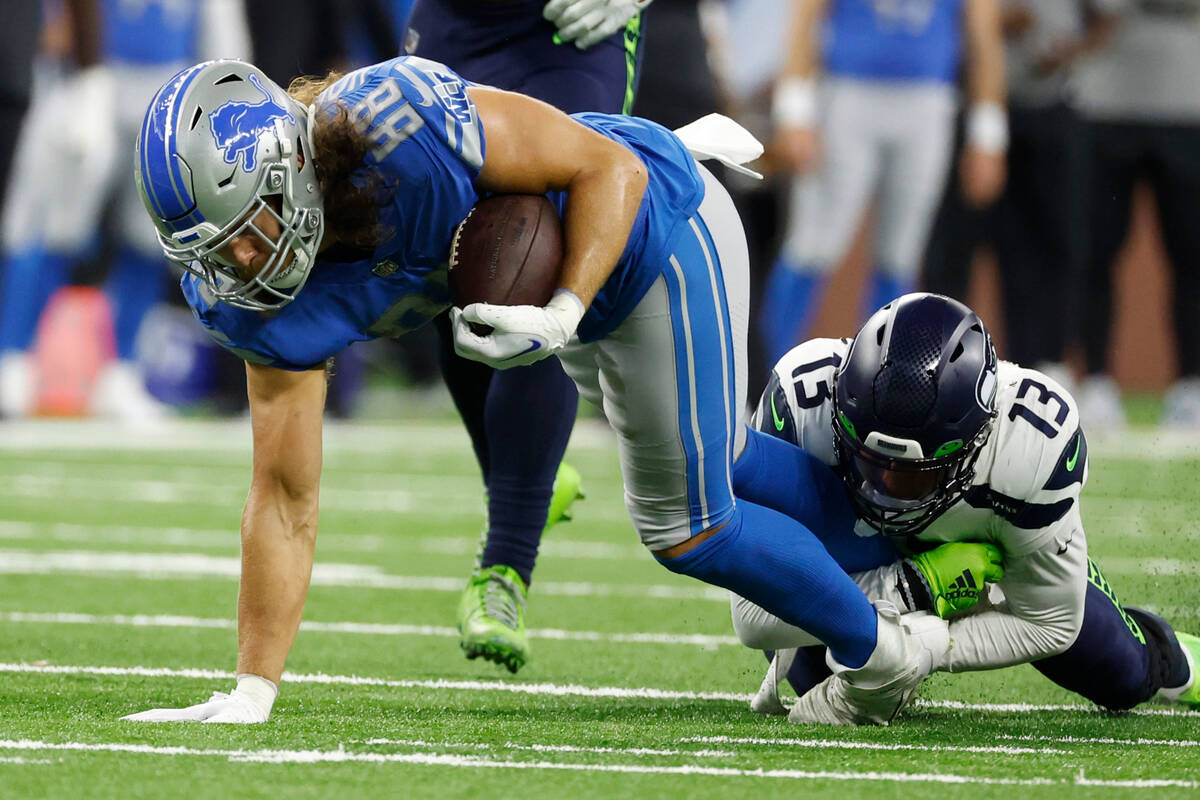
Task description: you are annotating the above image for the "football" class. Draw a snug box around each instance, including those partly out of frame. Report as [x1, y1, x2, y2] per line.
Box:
[448, 194, 564, 328]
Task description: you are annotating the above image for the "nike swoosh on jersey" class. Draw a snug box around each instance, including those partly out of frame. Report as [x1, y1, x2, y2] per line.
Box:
[1066, 433, 1082, 472]
[771, 393, 786, 431]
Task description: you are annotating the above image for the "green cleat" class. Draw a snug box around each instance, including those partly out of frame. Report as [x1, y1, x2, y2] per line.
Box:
[457, 565, 530, 674]
[544, 462, 584, 533]
[1173, 632, 1200, 708]
[456, 463, 582, 672]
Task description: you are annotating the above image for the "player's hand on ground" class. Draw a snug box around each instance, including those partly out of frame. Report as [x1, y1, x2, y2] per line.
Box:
[772, 126, 821, 174]
[543, 0, 649, 50]
[908, 542, 1005, 619]
[452, 291, 584, 369]
[121, 690, 270, 724]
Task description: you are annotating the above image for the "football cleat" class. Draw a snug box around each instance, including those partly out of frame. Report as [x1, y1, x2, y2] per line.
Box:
[750, 648, 796, 715]
[788, 604, 948, 726]
[1167, 631, 1200, 709]
[544, 462, 584, 532]
[457, 565, 530, 673]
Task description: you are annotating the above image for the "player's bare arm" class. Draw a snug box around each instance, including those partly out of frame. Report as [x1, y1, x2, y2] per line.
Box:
[469, 86, 647, 308]
[960, 0, 1008, 207]
[239, 361, 328, 683]
[772, 0, 828, 173]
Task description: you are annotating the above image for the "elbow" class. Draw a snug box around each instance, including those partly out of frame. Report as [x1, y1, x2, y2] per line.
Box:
[618, 151, 648, 207]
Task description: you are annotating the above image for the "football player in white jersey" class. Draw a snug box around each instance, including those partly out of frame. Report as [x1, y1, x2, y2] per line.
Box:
[733, 292, 1200, 724]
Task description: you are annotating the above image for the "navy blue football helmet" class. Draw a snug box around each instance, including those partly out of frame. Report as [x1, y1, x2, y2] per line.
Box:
[833, 293, 998, 536]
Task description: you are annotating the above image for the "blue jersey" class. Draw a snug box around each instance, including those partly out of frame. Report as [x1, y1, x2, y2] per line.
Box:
[184, 57, 704, 369]
[103, 0, 198, 65]
[824, 0, 963, 83]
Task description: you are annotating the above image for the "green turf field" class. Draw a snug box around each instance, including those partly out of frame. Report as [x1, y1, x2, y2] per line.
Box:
[0, 417, 1197, 798]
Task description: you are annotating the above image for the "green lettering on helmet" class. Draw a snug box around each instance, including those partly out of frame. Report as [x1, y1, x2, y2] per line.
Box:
[934, 439, 964, 458]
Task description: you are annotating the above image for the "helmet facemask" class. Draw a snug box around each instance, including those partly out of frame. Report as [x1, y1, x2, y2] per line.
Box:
[832, 409, 995, 537]
[161, 155, 324, 311]
[136, 61, 325, 312]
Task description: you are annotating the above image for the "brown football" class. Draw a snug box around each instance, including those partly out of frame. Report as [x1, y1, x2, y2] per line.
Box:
[448, 194, 564, 334]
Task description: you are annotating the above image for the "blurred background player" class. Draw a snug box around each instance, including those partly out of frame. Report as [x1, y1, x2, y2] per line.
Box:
[1071, 2, 1200, 429]
[923, 0, 1122, 397]
[403, 0, 648, 671]
[758, 0, 1008, 367]
[736, 293, 1199, 723]
[0, 0, 251, 420]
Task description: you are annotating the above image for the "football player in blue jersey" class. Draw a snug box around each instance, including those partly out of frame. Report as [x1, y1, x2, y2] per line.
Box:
[121, 56, 941, 724]
[405, 0, 651, 673]
[734, 293, 1200, 724]
[0, 0, 250, 420]
[759, 0, 1008, 367]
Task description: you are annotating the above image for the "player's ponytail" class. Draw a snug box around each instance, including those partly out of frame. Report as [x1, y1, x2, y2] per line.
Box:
[287, 73, 394, 249]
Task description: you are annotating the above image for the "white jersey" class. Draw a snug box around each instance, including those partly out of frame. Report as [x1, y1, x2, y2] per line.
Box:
[739, 338, 1091, 671]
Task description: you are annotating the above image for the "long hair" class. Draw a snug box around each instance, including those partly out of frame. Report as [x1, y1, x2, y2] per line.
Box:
[287, 72, 393, 249]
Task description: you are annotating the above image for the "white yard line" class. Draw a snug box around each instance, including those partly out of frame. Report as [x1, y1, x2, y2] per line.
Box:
[0, 419, 616, 454]
[360, 738, 738, 758]
[0, 521, 647, 560]
[680, 735, 1069, 755]
[0, 549, 726, 601]
[998, 734, 1200, 748]
[2, 662, 1198, 719]
[0, 739, 1193, 787]
[0, 611, 740, 649]
[0, 662, 752, 702]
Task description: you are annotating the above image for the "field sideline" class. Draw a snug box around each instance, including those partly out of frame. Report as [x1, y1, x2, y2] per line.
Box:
[0, 417, 1197, 798]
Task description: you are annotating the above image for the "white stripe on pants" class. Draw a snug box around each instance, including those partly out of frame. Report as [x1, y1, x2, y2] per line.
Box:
[557, 165, 750, 551]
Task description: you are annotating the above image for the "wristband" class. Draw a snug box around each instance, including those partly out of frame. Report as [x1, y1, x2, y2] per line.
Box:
[772, 76, 818, 129]
[234, 673, 279, 717]
[966, 102, 1009, 154]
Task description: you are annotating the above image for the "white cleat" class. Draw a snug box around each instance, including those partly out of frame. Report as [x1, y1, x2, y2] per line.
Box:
[788, 604, 949, 726]
[1077, 374, 1126, 431]
[750, 648, 797, 715]
[90, 361, 172, 423]
[1161, 378, 1200, 428]
[0, 350, 34, 418]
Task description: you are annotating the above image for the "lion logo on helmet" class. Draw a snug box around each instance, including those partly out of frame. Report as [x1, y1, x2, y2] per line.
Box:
[208, 73, 294, 173]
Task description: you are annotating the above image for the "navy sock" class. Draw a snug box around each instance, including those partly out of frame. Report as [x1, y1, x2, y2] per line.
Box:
[763, 647, 832, 696]
[105, 248, 167, 361]
[660, 501, 878, 668]
[733, 428, 898, 573]
[759, 260, 824, 366]
[480, 355, 578, 586]
[0, 249, 70, 352]
[865, 271, 913, 322]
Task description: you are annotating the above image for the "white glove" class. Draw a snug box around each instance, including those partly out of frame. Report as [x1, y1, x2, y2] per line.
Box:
[121, 675, 277, 724]
[451, 290, 584, 369]
[543, 0, 653, 50]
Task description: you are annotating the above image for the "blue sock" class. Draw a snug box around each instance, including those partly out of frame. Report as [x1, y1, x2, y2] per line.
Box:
[733, 428, 898, 573]
[0, 249, 71, 352]
[480, 355, 578, 586]
[659, 500, 878, 668]
[105, 248, 167, 361]
[759, 260, 824, 366]
[864, 271, 913, 322]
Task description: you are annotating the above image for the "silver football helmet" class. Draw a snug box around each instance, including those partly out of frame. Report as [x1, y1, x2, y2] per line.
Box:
[134, 60, 325, 310]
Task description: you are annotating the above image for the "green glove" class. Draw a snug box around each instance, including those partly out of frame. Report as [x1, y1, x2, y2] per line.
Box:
[908, 542, 1005, 618]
